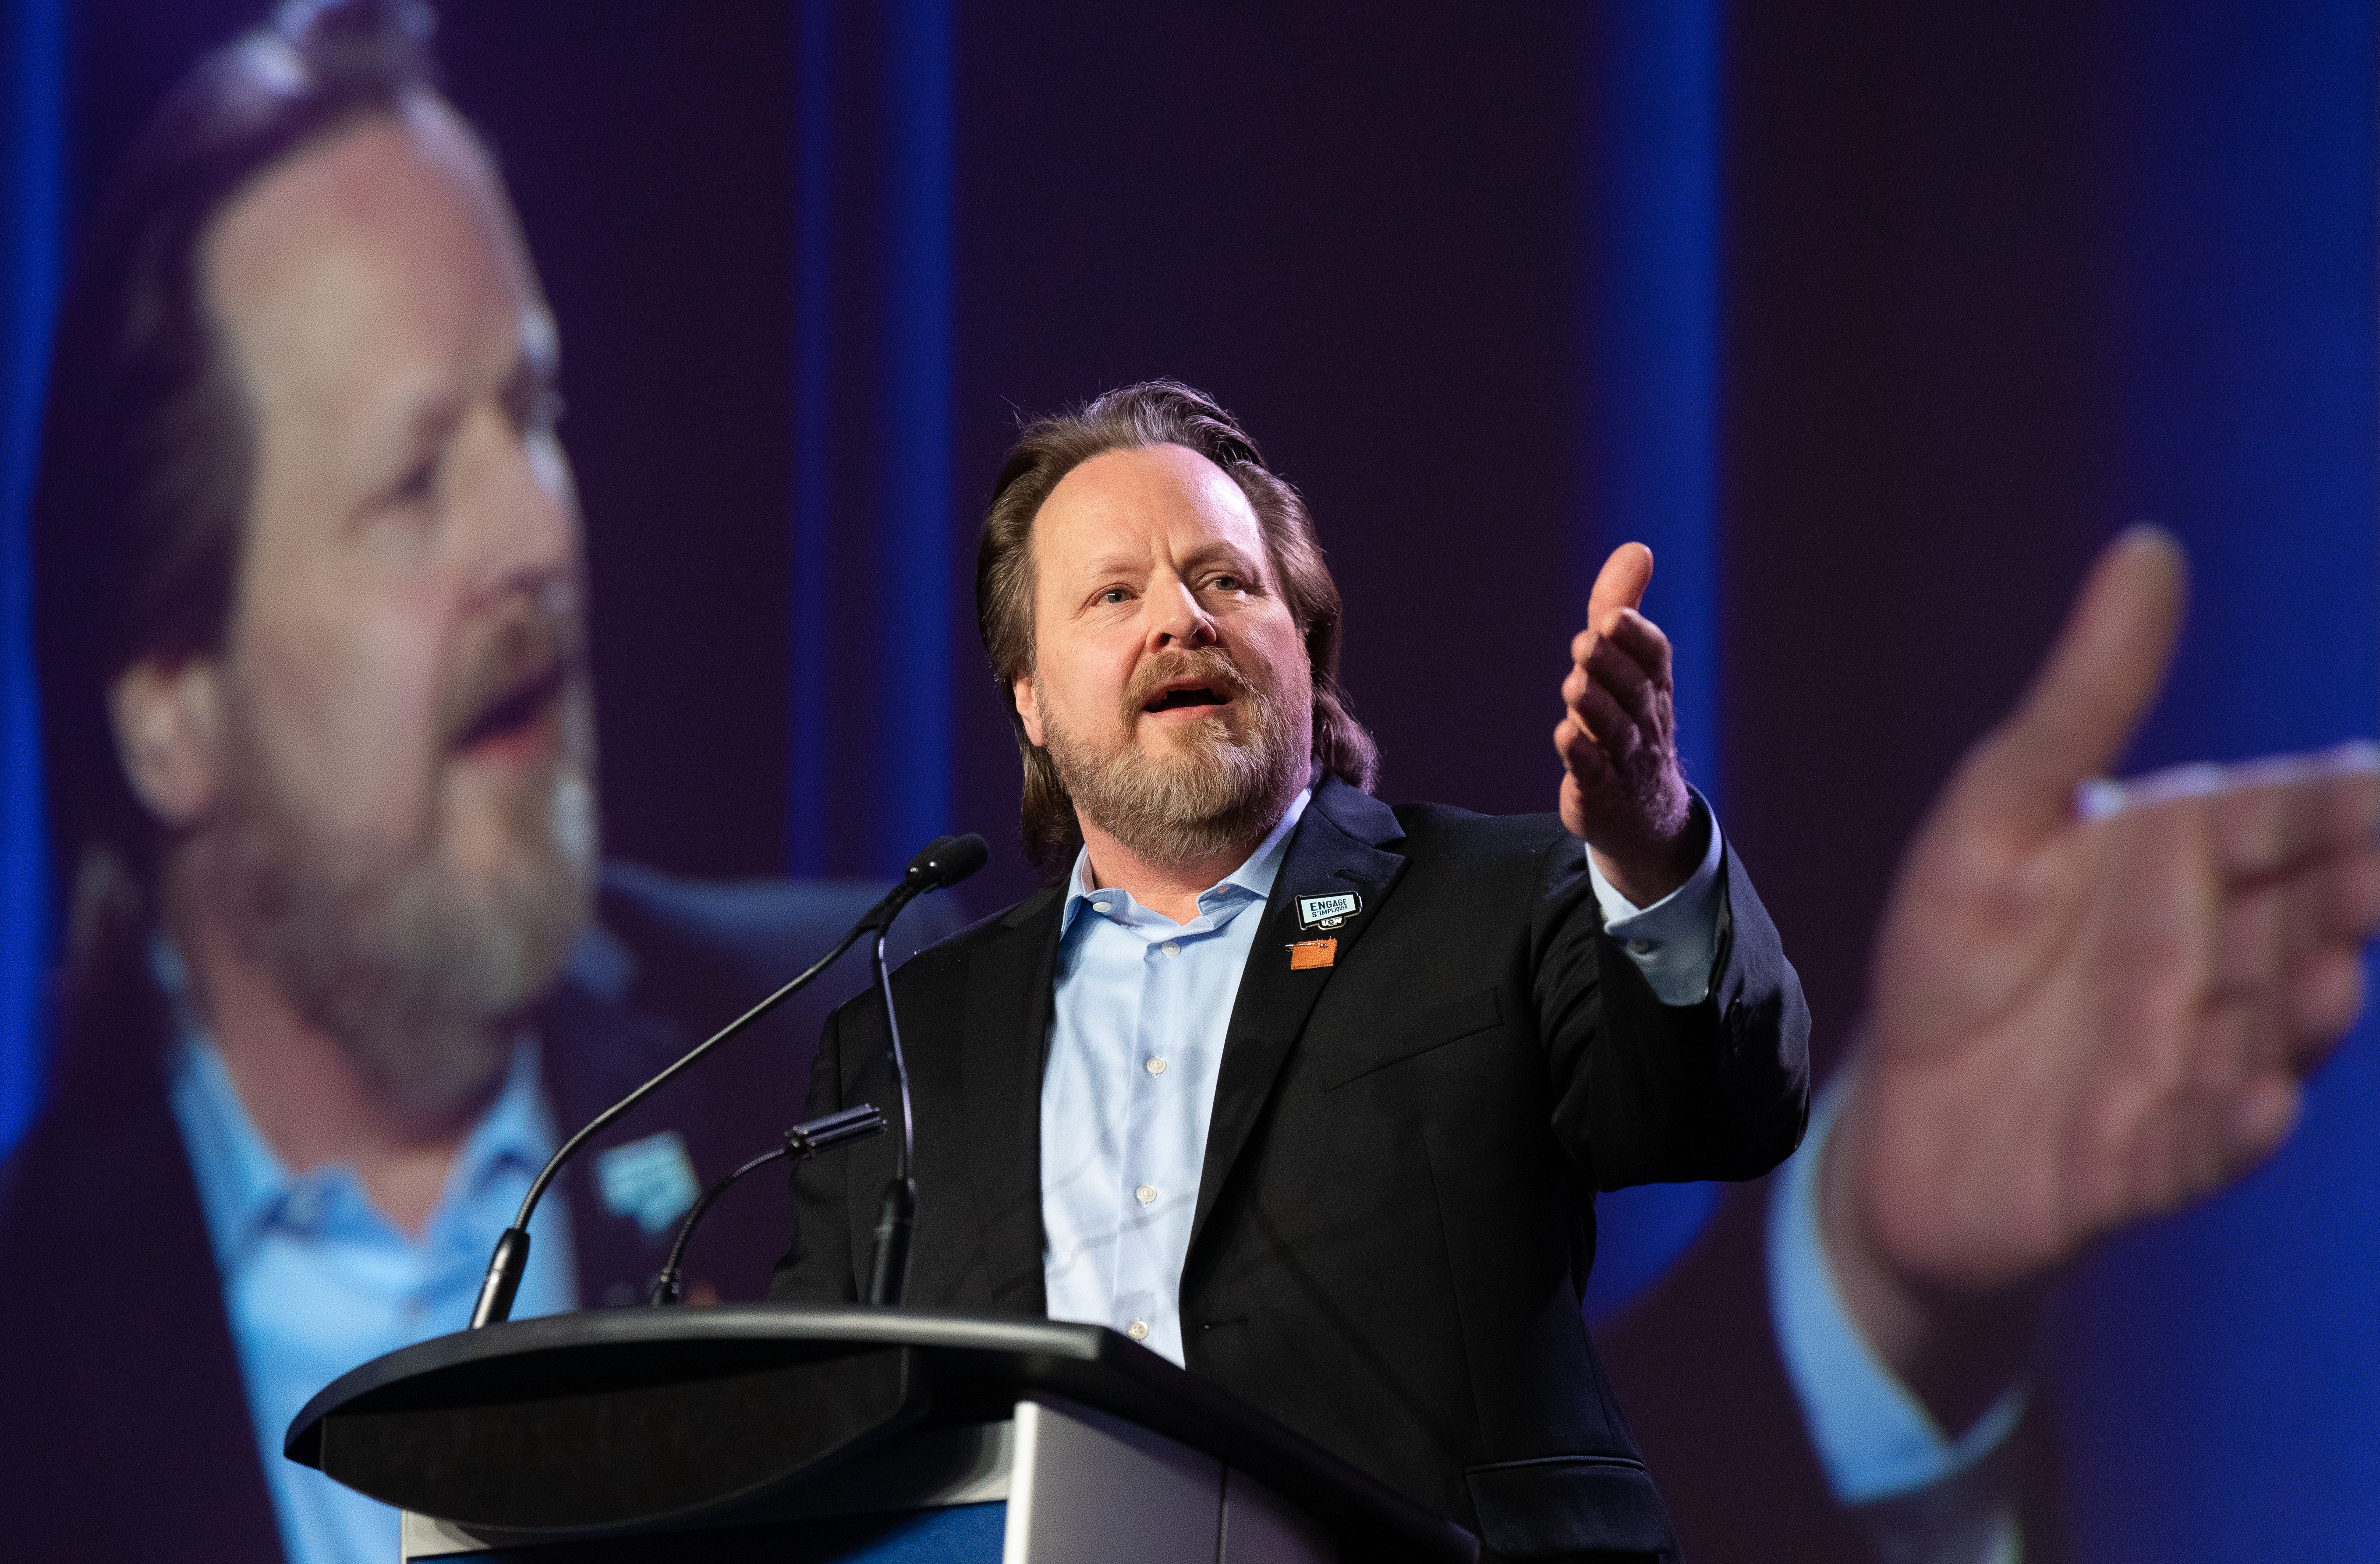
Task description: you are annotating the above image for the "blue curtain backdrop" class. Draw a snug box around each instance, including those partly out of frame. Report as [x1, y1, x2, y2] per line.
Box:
[871, 0, 953, 878]
[1576, 0, 1728, 1321]
[790, 0, 956, 882]
[0, 0, 62, 1157]
[2044, 2, 2380, 1557]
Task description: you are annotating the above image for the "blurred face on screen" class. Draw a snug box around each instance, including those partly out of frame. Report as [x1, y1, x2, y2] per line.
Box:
[1010, 443, 1312, 866]
[134, 102, 597, 1111]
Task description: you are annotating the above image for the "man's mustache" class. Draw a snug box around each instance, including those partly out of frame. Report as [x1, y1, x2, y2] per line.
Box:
[440, 591, 584, 752]
[1120, 648, 1257, 725]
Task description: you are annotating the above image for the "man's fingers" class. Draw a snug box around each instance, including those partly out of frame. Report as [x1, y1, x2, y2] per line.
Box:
[1598, 608, 1674, 686]
[1555, 715, 1620, 790]
[1585, 632, 1663, 735]
[2209, 755, 2380, 880]
[2172, 1060, 2304, 1196]
[2124, 1005, 2299, 1217]
[2127, 1047, 2297, 1214]
[1968, 527, 2187, 835]
[2283, 947, 2367, 1051]
[2210, 852, 2380, 993]
[2298, 847, 2380, 948]
[1586, 542, 1655, 633]
[2224, 1075, 2304, 1166]
[1562, 660, 1588, 711]
[1572, 682, 1644, 764]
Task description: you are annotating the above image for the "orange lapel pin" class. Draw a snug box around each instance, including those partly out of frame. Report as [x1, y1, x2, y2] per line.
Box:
[1288, 938, 1337, 970]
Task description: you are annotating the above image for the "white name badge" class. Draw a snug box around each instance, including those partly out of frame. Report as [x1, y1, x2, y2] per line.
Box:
[1297, 892, 1361, 930]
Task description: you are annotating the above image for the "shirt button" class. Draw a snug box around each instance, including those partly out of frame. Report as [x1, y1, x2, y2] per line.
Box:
[1092, 900, 1111, 915]
[1627, 938, 1657, 955]
[1136, 1184, 1158, 1205]
[1146, 1057, 1167, 1076]
[1126, 1320, 1150, 1341]
[1162, 941, 1181, 958]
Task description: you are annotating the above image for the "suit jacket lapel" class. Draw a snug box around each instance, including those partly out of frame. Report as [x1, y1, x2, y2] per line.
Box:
[960, 886, 1065, 1313]
[1189, 780, 1408, 1259]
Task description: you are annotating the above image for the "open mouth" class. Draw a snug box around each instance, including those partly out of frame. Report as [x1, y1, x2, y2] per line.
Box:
[1142, 682, 1231, 714]
[454, 663, 568, 752]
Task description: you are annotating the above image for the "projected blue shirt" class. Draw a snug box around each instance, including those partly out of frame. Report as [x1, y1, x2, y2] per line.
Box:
[1040, 789, 1725, 1366]
[165, 966, 577, 1564]
[1767, 1077, 2025, 1553]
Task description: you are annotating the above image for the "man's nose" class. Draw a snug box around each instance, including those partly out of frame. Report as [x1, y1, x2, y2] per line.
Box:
[1146, 578, 1217, 652]
[455, 405, 581, 606]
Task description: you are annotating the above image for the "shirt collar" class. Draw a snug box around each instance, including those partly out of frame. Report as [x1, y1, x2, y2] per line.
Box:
[1059, 787, 1312, 936]
[156, 936, 555, 1271]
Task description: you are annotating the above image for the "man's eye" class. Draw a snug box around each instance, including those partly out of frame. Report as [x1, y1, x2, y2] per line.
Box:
[390, 457, 437, 506]
[1209, 574, 1243, 592]
[1098, 588, 1131, 605]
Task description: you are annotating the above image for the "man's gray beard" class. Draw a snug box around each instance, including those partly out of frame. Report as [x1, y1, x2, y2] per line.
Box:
[211, 690, 599, 1116]
[1044, 658, 1311, 868]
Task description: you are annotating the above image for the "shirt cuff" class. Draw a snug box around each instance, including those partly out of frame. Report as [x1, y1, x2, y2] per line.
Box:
[1586, 795, 1725, 1006]
[1765, 1075, 2028, 1505]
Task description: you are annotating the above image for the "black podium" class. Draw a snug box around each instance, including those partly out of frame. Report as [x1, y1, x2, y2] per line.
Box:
[285, 1305, 1478, 1563]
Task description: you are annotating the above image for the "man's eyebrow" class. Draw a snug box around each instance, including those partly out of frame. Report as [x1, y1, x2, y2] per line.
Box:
[1070, 550, 1150, 581]
[402, 389, 466, 452]
[1181, 538, 1266, 578]
[343, 389, 459, 525]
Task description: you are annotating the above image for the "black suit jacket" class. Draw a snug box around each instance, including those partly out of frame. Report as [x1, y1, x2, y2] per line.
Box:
[0, 863, 957, 1564]
[772, 780, 1810, 1561]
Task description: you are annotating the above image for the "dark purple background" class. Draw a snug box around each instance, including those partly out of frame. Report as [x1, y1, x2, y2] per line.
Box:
[47, 4, 2380, 1560]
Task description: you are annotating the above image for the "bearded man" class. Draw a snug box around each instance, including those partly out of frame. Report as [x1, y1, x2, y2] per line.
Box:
[772, 381, 1811, 1561]
[0, 7, 953, 1564]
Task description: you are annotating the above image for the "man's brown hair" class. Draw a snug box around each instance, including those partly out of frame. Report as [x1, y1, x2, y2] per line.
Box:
[976, 380, 1379, 877]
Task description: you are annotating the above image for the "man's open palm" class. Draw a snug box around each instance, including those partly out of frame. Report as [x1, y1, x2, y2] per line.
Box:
[1845, 529, 2380, 1294]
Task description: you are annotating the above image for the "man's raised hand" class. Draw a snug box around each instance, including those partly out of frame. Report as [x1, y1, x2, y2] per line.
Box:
[1825, 527, 2380, 1425]
[1557, 542, 1701, 906]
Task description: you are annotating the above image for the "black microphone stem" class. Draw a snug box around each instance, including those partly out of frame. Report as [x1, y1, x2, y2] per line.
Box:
[470, 911, 883, 1328]
[874, 928, 917, 1187]
[650, 1144, 786, 1307]
[864, 925, 919, 1307]
[652, 1102, 885, 1306]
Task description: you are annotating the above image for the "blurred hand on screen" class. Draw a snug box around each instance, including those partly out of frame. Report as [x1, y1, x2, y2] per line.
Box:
[1824, 527, 2380, 1425]
[1558, 541, 1703, 906]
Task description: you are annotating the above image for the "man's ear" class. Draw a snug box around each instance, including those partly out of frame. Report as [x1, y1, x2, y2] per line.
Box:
[110, 657, 229, 828]
[1013, 671, 1047, 749]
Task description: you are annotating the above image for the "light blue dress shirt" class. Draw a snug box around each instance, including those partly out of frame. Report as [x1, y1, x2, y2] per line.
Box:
[165, 955, 577, 1564]
[1767, 1076, 2024, 1557]
[1041, 790, 1728, 1367]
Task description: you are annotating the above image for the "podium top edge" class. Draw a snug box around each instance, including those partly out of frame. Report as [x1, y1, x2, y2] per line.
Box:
[288, 1304, 1110, 1450]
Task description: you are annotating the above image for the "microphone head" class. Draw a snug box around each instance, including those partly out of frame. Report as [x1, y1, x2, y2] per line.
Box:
[905, 832, 989, 891]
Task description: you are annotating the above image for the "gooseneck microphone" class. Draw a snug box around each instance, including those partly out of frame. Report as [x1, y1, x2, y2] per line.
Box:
[468, 832, 989, 1329]
[864, 832, 986, 1307]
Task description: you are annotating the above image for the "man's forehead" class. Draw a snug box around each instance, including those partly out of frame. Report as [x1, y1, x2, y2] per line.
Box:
[203, 106, 543, 411]
[1034, 444, 1264, 576]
